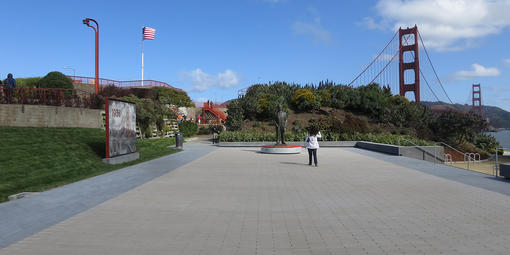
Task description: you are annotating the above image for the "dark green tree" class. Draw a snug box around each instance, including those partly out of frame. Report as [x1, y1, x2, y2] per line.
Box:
[38, 72, 74, 89]
[225, 99, 244, 131]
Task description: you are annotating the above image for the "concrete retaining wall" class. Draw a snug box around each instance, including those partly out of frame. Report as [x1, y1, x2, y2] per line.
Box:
[399, 146, 444, 163]
[0, 104, 104, 128]
[355, 141, 400, 155]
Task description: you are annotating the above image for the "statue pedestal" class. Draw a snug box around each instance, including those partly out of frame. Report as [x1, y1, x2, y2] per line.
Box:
[260, 145, 301, 154]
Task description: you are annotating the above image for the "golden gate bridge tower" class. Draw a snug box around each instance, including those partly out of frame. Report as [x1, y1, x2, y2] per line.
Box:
[472, 84, 483, 116]
[399, 25, 420, 103]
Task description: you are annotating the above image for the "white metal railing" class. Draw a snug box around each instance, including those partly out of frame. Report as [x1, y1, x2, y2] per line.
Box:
[435, 141, 483, 169]
[444, 153, 453, 165]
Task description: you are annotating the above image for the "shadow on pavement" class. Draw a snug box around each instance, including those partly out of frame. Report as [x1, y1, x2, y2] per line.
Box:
[280, 162, 309, 166]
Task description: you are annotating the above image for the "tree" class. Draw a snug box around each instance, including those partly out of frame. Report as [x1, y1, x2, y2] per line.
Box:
[38, 72, 74, 89]
[429, 110, 487, 145]
[291, 88, 320, 112]
[151, 87, 193, 107]
[225, 99, 244, 131]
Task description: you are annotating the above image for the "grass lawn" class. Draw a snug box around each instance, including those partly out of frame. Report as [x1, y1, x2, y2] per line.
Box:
[0, 126, 180, 202]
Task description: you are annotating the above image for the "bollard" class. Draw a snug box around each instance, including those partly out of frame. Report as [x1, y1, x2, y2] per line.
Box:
[175, 132, 183, 149]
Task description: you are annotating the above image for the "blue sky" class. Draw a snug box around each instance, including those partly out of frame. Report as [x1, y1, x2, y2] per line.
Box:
[2, 0, 510, 111]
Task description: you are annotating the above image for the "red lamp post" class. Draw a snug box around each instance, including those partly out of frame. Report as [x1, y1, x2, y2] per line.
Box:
[83, 18, 99, 94]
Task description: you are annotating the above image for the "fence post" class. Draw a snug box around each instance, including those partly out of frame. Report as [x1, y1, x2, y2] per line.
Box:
[495, 149, 499, 177]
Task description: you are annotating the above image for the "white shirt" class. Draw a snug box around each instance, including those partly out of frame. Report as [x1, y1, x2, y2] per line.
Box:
[305, 132, 322, 149]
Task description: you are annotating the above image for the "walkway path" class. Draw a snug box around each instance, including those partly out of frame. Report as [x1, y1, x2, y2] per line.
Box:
[0, 140, 216, 249]
[2, 146, 510, 254]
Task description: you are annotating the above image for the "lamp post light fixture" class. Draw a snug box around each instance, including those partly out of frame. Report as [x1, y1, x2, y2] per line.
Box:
[82, 18, 99, 94]
[62, 66, 76, 79]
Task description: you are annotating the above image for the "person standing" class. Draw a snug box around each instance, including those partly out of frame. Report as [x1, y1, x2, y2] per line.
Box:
[305, 126, 322, 167]
[4, 73, 16, 88]
[4, 73, 16, 103]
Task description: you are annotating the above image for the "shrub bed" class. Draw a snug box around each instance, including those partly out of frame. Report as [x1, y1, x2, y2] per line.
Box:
[178, 122, 198, 137]
[218, 131, 432, 146]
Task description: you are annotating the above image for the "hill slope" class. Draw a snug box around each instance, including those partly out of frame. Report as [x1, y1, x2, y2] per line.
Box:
[422, 101, 510, 130]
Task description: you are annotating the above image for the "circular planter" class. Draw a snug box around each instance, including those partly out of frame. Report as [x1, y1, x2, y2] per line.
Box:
[260, 145, 302, 154]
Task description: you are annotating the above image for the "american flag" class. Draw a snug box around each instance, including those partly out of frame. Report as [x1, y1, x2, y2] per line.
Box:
[143, 26, 156, 40]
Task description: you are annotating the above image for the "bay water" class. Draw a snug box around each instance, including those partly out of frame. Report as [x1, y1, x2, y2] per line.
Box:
[486, 130, 510, 149]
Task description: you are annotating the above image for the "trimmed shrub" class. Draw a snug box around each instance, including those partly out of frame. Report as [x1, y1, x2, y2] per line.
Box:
[38, 71, 74, 89]
[178, 122, 198, 137]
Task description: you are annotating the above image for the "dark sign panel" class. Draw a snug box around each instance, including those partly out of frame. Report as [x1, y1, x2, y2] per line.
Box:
[105, 98, 136, 158]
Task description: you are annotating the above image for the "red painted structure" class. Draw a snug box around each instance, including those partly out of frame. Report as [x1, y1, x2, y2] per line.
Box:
[68, 76, 182, 91]
[202, 102, 227, 123]
[399, 25, 420, 102]
[472, 84, 482, 116]
[82, 18, 99, 94]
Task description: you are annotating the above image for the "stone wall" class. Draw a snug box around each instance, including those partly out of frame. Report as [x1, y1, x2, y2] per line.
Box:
[0, 104, 104, 128]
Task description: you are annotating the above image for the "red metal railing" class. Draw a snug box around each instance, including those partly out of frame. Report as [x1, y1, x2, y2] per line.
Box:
[68, 76, 182, 91]
[0, 88, 97, 108]
[203, 102, 227, 122]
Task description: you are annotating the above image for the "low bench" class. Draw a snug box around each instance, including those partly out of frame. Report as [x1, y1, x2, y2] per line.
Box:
[500, 163, 510, 179]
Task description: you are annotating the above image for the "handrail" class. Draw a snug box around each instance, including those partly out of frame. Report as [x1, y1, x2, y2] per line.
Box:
[203, 102, 226, 121]
[436, 141, 481, 166]
[68, 75, 183, 91]
[435, 141, 465, 156]
[398, 137, 442, 163]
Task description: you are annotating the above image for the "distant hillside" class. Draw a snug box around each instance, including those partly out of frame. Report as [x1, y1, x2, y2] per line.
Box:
[422, 101, 510, 130]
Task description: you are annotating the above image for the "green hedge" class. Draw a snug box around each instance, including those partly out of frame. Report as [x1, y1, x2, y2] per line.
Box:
[178, 122, 198, 137]
[218, 131, 432, 146]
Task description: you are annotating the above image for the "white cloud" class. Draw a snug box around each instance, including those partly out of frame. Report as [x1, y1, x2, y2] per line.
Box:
[487, 86, 509, 93]
[504, 58, 510, 67]
[180, 68, 241, 92]
[450, 63, 501, 81]
[217, 69, 240, 88]
[365, 0, 510, 51]
[292, 17, 332, 44]
[360, 17, 389, 30]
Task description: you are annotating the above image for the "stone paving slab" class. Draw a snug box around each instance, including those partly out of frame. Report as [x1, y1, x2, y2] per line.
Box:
[0, 141, 216, 249]
[2, 147, 510, 254]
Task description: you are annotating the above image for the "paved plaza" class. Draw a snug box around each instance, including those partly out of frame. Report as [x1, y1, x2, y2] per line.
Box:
[2, 144, 510, 254]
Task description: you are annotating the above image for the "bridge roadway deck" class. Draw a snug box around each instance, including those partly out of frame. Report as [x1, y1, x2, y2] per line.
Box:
[2, 145, 510, 254]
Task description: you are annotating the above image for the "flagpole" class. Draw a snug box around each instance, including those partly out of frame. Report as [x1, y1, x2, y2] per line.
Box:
[141, 26, 144, 87]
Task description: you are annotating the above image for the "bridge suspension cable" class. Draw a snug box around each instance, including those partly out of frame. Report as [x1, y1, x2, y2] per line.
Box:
[348, 31, 398, 87]
[348, 26, 454, 104]
[417, 31, 453, 104]
[419, 69, 441, 102]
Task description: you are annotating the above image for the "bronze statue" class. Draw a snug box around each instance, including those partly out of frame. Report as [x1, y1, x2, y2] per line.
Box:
[274, 104, 287, 145]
